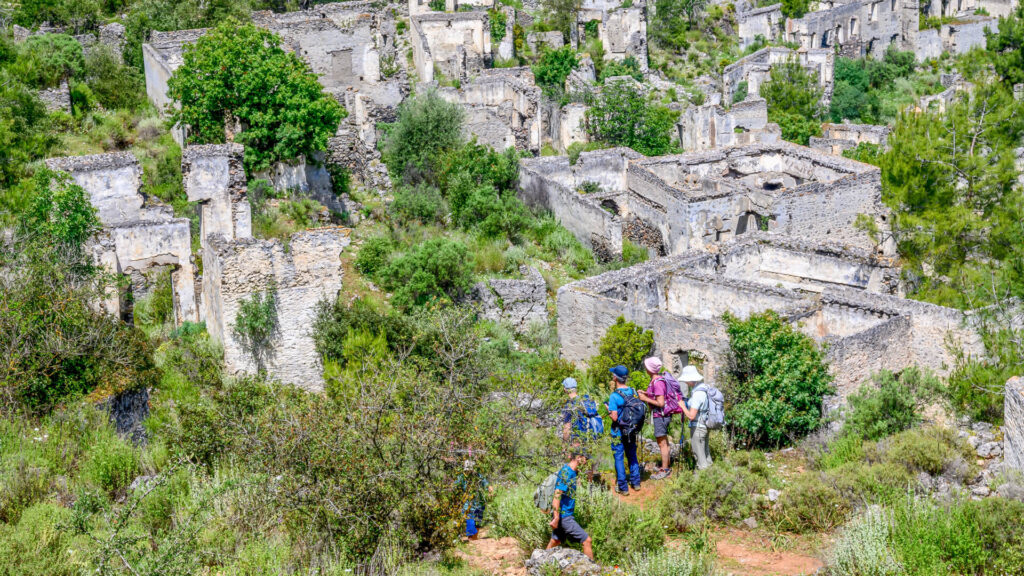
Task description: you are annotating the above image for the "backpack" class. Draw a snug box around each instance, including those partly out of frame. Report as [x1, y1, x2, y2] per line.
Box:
[533, 472, 559, 512]
[693, 383, 725, 430]
[654, 373, 685, 416]
[613, 389, 647, 437]
[573, 395, 605, 437]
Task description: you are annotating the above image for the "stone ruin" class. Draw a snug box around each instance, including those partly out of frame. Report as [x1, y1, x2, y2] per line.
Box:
[810, 121, 890, 155]
[13, 22, 126, 60]
[556, 233, 981, 400]
[473, 266, 548, 333]
[1007, 377, 1024, 474]
[917, 15, 996, 61]
[677, 97, 781, 153]
[37, 80, 71, 113]
[438, 67, 543, 153]
[784, 0, 919, 60]
[737, 3, 786, 50]
[411, 11, 492, 83]
[922, 0, 1015, 19]
[518, 141, 888, 261]
[575, 0, 649, 72]
[45, 152, 197, 324]
[722, 46, 834, 108]
[47, 145, 350, 392]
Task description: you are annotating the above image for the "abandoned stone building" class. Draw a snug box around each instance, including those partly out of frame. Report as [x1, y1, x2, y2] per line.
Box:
[45, 153, 198, 325]
[411, 11, 492, 83]
[575, 0, 649, 71]
[437, 67, 543, 153]
[785, 0, 920, 59]
[722, 46, 835, 107]
[737, 3, 786, 49]
[48, 145, 349, 392]
[917, 15, 996, 60]
[676, 97, 781, 153]
[810, 122, 890, 155]
[921, 0, 1016, 18]
[556, 233, 981, 399]
[518, 141, 887, 261]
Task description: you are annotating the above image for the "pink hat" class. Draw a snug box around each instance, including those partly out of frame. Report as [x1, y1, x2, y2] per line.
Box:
[644, 357, 663, 374]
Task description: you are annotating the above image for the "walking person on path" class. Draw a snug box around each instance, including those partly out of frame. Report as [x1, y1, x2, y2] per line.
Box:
[545, 451, 594, 560]
[607, 365, 643, 494]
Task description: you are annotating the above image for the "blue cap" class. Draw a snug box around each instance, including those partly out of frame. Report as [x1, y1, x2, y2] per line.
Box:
[609, 365, 629, 381]
[562, 377, 578, 390]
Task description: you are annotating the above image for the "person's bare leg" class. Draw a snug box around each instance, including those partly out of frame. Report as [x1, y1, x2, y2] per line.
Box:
[546, 538, 559, 550]
[582, 538, 594, 560]
[657, 436, 670, 470]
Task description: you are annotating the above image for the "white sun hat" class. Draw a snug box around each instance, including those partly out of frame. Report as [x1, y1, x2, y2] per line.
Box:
[679, 365, 704, 382]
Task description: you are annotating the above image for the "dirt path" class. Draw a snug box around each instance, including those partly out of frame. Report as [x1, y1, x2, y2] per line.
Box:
[456, 532, 528, 576]
[712, 529, 825, 576]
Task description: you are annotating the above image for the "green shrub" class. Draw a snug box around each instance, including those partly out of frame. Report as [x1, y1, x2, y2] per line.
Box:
[392, 183, 449, 225]
[830, 508, 902, 576]
[815, 432, 865, 470]
[889, 495, 989, 575]
[383, 89, 465, 182]
[0, 503, 80, 576]
[133, 269, 175, 327]
[11, 33, 84, 89]
[575, 485, 665, 564]
[626, 546, 716, 576]
[487, 483, 549, 549]
[380, 238, 474, 308]
[312, 297, 416, 364]
[83, 44, 144, 111]
[947, 328, 1018, 424]
[658, 459, 770, 531]
[723, 311, 834, 448]
[355, 235, 395, 279]
[875, 426, 975, 478]
[586, 317, 654, 386]
[81, 428, 140, 493]
[231, 285, 280, 372]
[586, 78, 679, 156]
[842, 368, 942, 441]
[760, 58, 822, 144]
[771, 472, 851, 533]
[532, 45, 578, 93]
[457, 183, 531, 240]
[732, 80, 748, 103]
[0, 455, 53, 525]
[600, 55, 644, 82]
[622, 239, 649, 266]
[489, 8, 508, 41]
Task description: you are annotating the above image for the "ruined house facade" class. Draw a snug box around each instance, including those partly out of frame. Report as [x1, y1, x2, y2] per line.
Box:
[722, 46, 835, 108]
[411, 11, 492, 83]
[556, 234, 980, 399]
[810, 122, 890, 155]
[438, 67, 543, 153]
[575, 0, 649, 71]
[785, 0, 920, 59]
[676, 97, 781, 153]
[519, 142, 887, 261]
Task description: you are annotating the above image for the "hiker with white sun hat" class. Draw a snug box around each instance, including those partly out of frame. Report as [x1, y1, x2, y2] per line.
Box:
[677, 364, 724, 471]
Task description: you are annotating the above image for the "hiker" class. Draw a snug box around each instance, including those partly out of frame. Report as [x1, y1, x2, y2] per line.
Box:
[607, 365, 644, 494]
[561, 377, 604, 444]
[638, 356, 685, 480]
[678, 365, 714, 470]
[457, 460, 491, 540]
[546, 451, 594, 560]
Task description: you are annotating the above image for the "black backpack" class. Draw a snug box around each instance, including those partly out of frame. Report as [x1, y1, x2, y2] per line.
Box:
[613, 389, 646, 437]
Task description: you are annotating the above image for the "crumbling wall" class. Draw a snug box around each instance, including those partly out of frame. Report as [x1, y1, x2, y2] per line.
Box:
[677, 97, 777, 152]
[142, 28, 209, 144]
[723, 47, 834, 107]
[181, 144, 252, 253]
[38, 80, 71, 113]
[473, 266, 548, 332]
[411, 12, 491, 82]
[738, 3, 784, 48]
[438, 68, 543, 153]
[810, 122, 890, 155]
[203, 228, 350, 392]
[1006, 376, 1024, 473]
[46, 152, 198, 324]
[785, 0, 916, 59]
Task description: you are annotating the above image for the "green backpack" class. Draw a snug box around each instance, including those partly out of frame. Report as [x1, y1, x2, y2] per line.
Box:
[533, 472, 559, 512]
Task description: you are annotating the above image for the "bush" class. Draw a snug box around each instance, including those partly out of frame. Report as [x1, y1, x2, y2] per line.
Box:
[383, 89, 465, 182]
[575, 485, 665, 564]
[585, 317, 654, 386]
[355, 235, 395, 279]
[532, 45, 579, 93]
[626, 546, 716, 576]
[771, 472, 851, 532]
[0, 503, 80, 576]
[312, 297, 416, 364]
[842, 368, 942, 441]
[658, 458, 771, 531]
[391, 183, 448, 225]
[723, 311, 834, 448]
[760, 58, 822, 144]
[81, 427, 140, 493]
[875, 426, 974, 478]
[10, 33, 84, 89]
[600, 55, 644, 82]
[83, 45, 144, 111]
[456, 183, 531, 240]
[231, 286, 280, 372]
[947, 328, 1018, 424]
[586, 78, 678, 156]
[830, 508, 902, 576]
[381, 238, 474, 309]
[732, 80, 748, 103]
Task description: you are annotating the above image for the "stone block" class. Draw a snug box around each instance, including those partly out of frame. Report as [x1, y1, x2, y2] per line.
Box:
[526, 548, 601, 576]
[1006, 376, 1024, 473]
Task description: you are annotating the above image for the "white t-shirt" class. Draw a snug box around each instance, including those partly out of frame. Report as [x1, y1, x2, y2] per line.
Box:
[687, 389, 708, 427]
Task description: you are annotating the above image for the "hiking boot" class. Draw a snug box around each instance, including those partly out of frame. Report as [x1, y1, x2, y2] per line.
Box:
[616, 487, 629, 496]
[630, 483, 642, 492]
[652, 468, 671, 480]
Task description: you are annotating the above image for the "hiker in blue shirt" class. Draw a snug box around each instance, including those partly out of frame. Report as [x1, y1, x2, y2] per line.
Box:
[545, 451, 594, 560]
[606, 365, 642, 495]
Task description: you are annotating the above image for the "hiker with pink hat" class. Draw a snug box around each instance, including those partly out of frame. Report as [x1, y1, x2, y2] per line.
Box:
[638, 356, 686, 480]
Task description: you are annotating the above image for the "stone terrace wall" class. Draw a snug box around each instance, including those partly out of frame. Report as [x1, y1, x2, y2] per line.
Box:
[473, 266, 548, 332]
[1006, 377, 1024, 473]
[203, 228, 351, 392]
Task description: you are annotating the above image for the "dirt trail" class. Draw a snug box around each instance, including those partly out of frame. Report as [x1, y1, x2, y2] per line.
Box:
[457, 532, 528, 576]
[712, 529, 824, 576]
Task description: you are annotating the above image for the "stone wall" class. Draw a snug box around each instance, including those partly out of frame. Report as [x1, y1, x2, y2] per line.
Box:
[676, 97, 779, 152]
[142, 28, 209, 144]
[810, 122, 890, 155]
[473, 266, 548, 332]
[37, 80, 71, 113]
[722, 47, 834, 107]
[438, 68, 543, 153]
[411, 12, 491, 83]
[181, 144, 252, 255]
[1006, 377, 1024, 473]
[737, 3, 785, 48]
[575, 0, 648, 70]
[203, 228, 350, 392]
[46, 152, 198, 324]
[916, 15, 996, 60]
[785, 0, 918, 59]
[922, 0, 1015, 19]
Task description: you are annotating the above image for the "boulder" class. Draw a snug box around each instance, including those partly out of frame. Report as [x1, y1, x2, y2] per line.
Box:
[977, 442, 1003, 459]
[997, 483, 1024, 502]
[526, 548, 601, 576]
[1006, 377, 1024, 473]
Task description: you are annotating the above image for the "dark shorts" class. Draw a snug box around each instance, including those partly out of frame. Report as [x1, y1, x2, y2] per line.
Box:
[552, 515, 589, 543]
[653, 414, 673, 437]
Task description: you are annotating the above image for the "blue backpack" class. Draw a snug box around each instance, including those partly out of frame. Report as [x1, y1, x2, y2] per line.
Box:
[573, 395, 605, 437]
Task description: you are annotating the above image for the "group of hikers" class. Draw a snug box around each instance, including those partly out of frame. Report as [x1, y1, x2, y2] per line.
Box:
[459, 358, 724, 560]
[543, 358, 724, 558]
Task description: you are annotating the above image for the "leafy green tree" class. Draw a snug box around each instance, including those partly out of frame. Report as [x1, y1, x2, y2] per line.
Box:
[0, 74, 57, 190]
[724, 311, 834, 448]
[532, 45, 579, 94]
[539, 0, 581, 36]
[780, 0, 811, 18]
[586, 317, 654, 386]
[759, 58, 822, 144]
[9, 33, 84, 89]
[987, 2, 1024, 86]
[14, 0, 101, 32]
[83, 45, 145, 111]
[650, 0, 696, 49]
[167, 21, 346, 173]
[382, 89, 465, 183]
[586, 79, 678, 155]
[841, 369, 942, 441]
[379, 238, 474, 309]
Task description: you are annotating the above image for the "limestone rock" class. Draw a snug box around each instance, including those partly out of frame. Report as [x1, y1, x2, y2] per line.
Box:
[473, 266, 547, 333]
[526, 548, 601, 576]
[1006, 377, 1024, 473]
[977, 442, 1003, 459]
[743, 516, 759, 529]
[997, 483, 1024, 502]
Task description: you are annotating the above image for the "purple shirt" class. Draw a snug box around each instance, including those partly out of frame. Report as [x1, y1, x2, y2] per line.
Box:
[647, 377, 667, 418]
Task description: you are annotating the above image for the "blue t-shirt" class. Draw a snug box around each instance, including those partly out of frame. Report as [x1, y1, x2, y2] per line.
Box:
[606, 387, 636, 439]
[554, 464, 578, 517]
